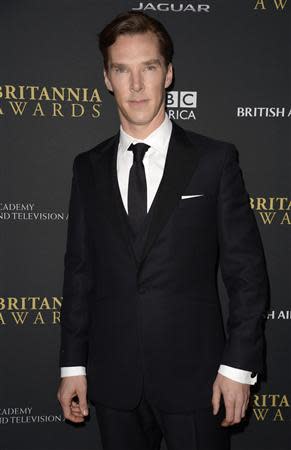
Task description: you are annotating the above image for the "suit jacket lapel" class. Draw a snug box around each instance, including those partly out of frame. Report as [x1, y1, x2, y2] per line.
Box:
[139, 121, 202, 267]
[89, 120, 201, 270]
[89, 133, 139, 268]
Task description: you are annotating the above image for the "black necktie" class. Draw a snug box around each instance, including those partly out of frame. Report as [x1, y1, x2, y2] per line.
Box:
[127, 142, 150, 233]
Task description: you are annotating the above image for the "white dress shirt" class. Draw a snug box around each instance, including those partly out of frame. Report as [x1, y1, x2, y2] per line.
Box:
[61, 113, 257, 385]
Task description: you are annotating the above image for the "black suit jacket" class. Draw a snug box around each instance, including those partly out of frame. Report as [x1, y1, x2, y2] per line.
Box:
[59, 121, 269, 413]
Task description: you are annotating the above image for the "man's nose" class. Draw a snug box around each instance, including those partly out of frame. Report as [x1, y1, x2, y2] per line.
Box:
[130, 71, 144, 92]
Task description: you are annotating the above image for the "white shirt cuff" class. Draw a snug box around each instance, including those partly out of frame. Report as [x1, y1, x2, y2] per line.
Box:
[218, 364, 257, 385]
[60, 366, 86, 378]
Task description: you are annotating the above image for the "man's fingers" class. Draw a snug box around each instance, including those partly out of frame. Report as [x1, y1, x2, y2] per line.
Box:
[221, 399, 235, 426]
[233, 397, 244, 424]
[62, 403, 72, 420]
[212, 384, 221, 415]
[241, 394, 250, 418]
[69, 399, 86, 418]
[222, 396, 246, 426]
[71, 404, 82, 412]
[62, 402, 85, 423]
[77, 388, 89, 416]
[71, 403, 85, 417]
[241, 398, 247, 418]
[71, 408, 84, 417]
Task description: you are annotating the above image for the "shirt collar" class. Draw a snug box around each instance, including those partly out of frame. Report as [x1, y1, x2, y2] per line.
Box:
[119, 113, 172, 154]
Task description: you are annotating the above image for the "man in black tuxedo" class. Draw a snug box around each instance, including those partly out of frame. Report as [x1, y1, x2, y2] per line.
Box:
[57, 11, 269, 450]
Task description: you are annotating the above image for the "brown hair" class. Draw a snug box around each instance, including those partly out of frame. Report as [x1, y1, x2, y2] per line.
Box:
[98, 11, 174, 70]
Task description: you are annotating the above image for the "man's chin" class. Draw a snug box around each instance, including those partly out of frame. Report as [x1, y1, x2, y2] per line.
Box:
[125, 117, 152, 127]
[124, 111, 158, 127]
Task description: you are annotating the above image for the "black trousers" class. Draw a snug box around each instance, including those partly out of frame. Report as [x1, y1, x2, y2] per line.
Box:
[94, 386, 230, 450]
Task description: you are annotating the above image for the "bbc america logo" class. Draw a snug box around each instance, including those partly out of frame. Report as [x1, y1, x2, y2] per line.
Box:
[166, 91, 197, 120]
[167, 91, 197, 108]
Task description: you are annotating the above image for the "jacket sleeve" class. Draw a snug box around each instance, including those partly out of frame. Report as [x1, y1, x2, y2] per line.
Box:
[217, 144, 270, 374]
[59, 155, 94, 368]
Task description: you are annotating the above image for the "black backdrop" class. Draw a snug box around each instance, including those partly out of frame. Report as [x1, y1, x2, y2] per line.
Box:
[1, 1, 290, 449]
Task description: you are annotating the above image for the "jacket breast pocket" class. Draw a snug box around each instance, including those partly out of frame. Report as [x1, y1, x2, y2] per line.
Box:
[173, 193, 215, 227]
[178, 194, 207, 209]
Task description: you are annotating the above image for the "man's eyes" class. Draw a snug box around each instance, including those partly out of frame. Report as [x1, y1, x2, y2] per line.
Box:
[112, 65, 157, 73]
[113, 67, 128, 73]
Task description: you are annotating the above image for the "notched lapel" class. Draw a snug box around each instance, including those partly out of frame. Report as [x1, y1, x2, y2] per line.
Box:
[88, 121, 202, 271]
[88, 133, 139, 268]
[139, 122, 202, 266]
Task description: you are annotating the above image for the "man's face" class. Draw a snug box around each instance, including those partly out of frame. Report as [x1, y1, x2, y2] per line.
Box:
[104, 32, 173, 131]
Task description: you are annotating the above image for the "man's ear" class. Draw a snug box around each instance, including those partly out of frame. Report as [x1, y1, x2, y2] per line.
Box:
[104, 68, 113, 92]
[165, 63, 173, 89]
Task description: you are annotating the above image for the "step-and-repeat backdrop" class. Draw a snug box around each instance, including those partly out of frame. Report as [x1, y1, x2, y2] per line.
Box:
[1, 1, 290, 449]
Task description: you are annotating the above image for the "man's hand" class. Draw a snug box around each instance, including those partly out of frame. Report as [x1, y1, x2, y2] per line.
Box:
[212, 373, 250, 426]
[57, 375, 89, 423]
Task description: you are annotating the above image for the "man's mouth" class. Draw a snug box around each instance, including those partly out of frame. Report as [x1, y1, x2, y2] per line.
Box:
[129, 99, 149, 105]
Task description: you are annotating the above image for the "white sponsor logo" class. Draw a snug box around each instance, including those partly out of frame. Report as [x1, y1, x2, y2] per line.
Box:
[237, 106, 291, 118]
[132, 2, 211, 13]
[267, 310, 291, 320]
[166, 91, 197, 120]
